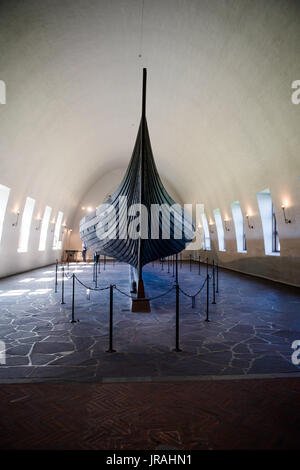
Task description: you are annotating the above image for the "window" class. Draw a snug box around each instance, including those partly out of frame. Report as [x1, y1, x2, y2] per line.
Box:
[213, 208, 225, 251]
[272, 204, 280, 253]
[256, 189, 280, 255]
[18, 197, 35, 253]
[39, 206, 52, 251]
[201, 213, 211, 250]
[53, 211, 63, 250]
[0, 184, 10, 246]
[231, 201, 247, 253]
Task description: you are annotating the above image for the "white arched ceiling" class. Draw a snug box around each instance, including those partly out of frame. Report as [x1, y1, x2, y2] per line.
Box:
[0, 0, 299, 282]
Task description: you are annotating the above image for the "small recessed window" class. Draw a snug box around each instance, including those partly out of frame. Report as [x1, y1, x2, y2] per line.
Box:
[53, 211, 63, 250]
[39, 206, 52, 251]
[0, 183, 10, 246]
[256, 189, 280, 256]
[201, 213, 211, 250]
[231, 201, 247, 253]
[18, 197, 35, 253]
[213, 208, 226, 252]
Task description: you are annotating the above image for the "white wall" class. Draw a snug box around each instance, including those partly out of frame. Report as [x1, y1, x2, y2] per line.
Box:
[0, 184, 68, 278]
[197, 183, 300, 287]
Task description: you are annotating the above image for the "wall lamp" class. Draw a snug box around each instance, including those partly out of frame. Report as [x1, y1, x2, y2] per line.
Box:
[35, 218, 42, 231]
[12, 211, 20, 228]
[246, 214, 254, 229]
[224, 219, 230, 232]
[281, 205, 291, 224]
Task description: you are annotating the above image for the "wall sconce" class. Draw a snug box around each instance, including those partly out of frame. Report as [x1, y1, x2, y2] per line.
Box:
[35, 218, 42, 231]
[281, 205, 291, 224]
[224, 219, 230, 232]
[246, 214, 254, 229]
[12, 211, 20, 228]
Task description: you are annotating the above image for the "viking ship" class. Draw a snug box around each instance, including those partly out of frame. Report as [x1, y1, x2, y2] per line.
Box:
[80, 69, 194, 310]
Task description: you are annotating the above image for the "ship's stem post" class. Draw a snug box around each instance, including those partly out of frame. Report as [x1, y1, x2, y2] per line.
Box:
[133, 68, 150, 311]
[137, 68, 147, 299]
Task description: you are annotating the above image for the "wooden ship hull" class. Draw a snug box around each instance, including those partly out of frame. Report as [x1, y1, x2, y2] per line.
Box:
[80, 69, 194, 310]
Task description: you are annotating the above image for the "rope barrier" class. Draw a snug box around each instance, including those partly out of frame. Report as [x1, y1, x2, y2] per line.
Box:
[178, 277, 207, 299]
[74, 274, 111, 291]
[114, 284, 175, 301]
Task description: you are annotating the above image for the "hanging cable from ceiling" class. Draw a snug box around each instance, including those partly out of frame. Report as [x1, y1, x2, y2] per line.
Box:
[138, 0, 145, 58]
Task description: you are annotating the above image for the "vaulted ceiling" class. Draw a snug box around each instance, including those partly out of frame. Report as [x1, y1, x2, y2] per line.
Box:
[1, 0, 300, 227]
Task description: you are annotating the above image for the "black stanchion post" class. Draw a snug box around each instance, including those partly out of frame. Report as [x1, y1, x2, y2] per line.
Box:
[55, 259, 58, 293]
[167, 256, 170, 273]
[161, 258, 164, 270]
[172, 254, 175, 277]
[175, 253, 178, 285]
[189, 254, 192, 272]
[206, 274, 210, 322]
[95, 261, 98, 288]
[71, 274, 77, 323]
[216, 263, 219, 293]
[106, 285, 116, 353]
[212, 260, 216, 304]
[61, 266, 65, 304]
[206, 257, 209, 277]
[198, 255, 201, 275]
[173, 284, 182, 352]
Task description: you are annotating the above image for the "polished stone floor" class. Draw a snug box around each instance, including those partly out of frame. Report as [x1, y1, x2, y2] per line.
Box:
[0, 260, 299, 382]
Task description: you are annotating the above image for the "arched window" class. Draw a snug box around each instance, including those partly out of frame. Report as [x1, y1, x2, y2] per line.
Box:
[0, 80, 6, 104]
[39, 206, 52, 251]
[18, 197, 35, 253]
[256, 189, 280, 255]
[231, 201, 247, 253]
[53, 211, 64, 250]
[201, 213, 211, 250]
[0, 183, 10, 246]
[213, 208, 225, 251]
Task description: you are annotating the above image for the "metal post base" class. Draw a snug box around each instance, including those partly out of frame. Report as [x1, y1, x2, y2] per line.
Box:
[106, 348, 116, 353]
[132, 298, 151, 312]
[173, 347, 182, 352]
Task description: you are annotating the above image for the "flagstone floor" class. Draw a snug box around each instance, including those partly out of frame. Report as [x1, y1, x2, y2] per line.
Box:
[0, 260, 299, 382]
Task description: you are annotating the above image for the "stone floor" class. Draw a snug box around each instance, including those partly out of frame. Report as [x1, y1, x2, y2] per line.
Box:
[0, 260, 299, 382]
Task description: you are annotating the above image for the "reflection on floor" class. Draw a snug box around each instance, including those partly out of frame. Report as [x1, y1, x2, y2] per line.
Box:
[0, 261, 299, 382]
[0, 378, 299, 449]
